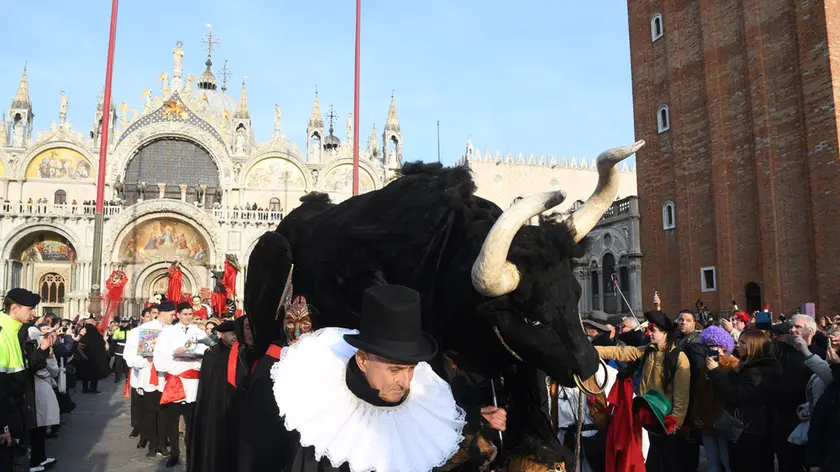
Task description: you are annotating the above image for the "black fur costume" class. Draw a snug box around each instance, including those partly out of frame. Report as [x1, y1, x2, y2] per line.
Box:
[273, 162, 600, 468]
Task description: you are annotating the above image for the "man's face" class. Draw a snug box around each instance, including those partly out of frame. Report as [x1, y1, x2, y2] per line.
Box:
[220, 331, 237, 347]
[620, 318, 635, 333]
[157, 310, 175, 325]
[677, 312, 696, 335]
[9, 304, 36, 323]
[357, 352, 416, 403]
[649, 324, 668, 345]
[790, 318, 812, 343]
[179, 308, 193, 326]
[732, 318, 746, 331]
[150, 308, 159, 319]
[141, 312, 152, 323]
[585, 327, 601, 339]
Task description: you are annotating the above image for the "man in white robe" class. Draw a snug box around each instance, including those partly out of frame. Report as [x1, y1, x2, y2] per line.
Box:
[123, 301, 175, 457]
[153, 302, 209, 468]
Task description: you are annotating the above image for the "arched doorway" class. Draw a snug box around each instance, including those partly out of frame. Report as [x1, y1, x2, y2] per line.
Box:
[8, 231, 77, 318]
[745, 282, 762, 314]
[602, 253, 617, 313]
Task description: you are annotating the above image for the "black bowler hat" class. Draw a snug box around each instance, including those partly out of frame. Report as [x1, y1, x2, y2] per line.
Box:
[216, 320, 236, 333]
[158, 301, 176, 313]
[344, 285, 438, 364]
[5, 288, 41, 308]
[645, 310, 675, 332]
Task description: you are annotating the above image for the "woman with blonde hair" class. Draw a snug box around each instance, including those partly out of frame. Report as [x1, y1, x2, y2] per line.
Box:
[706, 329, 781, 472]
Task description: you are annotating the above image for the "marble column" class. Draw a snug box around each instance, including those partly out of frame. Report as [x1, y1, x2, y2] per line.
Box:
[179, 184, 188, 202]
[157, 183, 167, 199]
[597, 270, 603, 312]
[629, 262, 642, 314]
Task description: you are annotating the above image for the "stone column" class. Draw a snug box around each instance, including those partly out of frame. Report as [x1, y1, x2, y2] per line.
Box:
[157, 183, 167, 199]
[597, 270, 604, 312]
[630, 261, 642, 314]
[179, 184, 188, 202]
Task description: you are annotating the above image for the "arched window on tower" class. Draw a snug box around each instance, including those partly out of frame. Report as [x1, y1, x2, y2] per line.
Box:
[387, 136, 399, 163]
[309, 133, 322, 162]
[662, 201, 676, 230]
[54, 189, 67, 205]
[269, 198, 281, 212]
[657, 105, 670, 133]
[39, 273, 66, 304]
[651, 13, 664, 42]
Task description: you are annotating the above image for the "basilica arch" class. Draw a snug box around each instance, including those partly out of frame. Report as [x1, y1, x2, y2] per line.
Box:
[239, 151, 311, 190]
[320, 159, 381, 195]
[109, 122, 234, 188]
[16, 141, 97, 182]
[102, 199, 223, 268]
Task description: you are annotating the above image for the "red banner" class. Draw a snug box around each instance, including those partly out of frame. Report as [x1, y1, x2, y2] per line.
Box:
[98, 270, 127, 334]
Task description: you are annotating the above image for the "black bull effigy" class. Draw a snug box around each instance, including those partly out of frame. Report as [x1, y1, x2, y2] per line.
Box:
[268, 140, 643, 469]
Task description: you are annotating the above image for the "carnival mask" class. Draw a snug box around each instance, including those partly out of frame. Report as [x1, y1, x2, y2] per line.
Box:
[284, 296, 313, 345]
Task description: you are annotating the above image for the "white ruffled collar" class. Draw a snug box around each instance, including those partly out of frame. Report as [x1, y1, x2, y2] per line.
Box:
[271, 328, 466, 472]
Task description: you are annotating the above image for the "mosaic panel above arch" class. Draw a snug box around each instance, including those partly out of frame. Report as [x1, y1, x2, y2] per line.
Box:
[322, 165, 375, 193]
[244, 158, 306, 189]
[119, 217, 209, 264]
[25, 147, 92, 180]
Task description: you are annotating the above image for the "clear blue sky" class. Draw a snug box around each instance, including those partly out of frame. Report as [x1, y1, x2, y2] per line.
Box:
[0, 0, 634, 166]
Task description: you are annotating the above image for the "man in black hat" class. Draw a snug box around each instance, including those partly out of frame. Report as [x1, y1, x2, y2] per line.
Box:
[123, 300, 176, 457]
[270, 284, 470, 472]
[0, 288, 54, 471]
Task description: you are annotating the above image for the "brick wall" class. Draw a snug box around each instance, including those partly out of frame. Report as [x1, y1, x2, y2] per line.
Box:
[630, 0, 840, 316]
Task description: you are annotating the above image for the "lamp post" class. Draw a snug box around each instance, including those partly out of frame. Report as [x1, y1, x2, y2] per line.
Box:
[89, 0, 120, 315]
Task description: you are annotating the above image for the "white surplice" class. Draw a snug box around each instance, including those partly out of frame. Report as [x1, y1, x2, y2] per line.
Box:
[152, 323, 209, 403]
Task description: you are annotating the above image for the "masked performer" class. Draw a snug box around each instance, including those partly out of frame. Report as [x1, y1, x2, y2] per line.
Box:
[271, 284, 474, 472]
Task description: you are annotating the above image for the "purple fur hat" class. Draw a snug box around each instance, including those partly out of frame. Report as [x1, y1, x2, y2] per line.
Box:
[700, 325, 735, 355]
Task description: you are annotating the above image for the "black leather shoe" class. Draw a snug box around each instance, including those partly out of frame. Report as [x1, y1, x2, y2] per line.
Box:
[157, 450, 170, 458]
[145, 449, 156, 457]
[129, 429, 139, 438]
[165, 457, 179, 468]
[137, 439, 147, 449]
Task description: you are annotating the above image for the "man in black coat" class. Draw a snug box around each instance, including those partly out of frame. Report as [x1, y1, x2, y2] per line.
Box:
[76, 315, 107, 393]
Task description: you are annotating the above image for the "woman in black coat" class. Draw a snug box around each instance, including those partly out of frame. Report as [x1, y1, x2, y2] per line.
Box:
[707, 329, 781, 472]
[75, 318, 107, 394]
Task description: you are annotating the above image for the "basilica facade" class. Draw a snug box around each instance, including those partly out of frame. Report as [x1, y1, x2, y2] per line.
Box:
[0, 40, 403, 318]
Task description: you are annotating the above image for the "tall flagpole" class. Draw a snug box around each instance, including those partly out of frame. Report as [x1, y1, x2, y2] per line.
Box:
[352, 0, 361, 196]
[90, 0, 120, 314]
[437, 120, 441, 163]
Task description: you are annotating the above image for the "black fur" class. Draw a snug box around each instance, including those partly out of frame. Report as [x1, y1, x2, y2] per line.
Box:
[273, 162, 599, 464]
[244, 231, 293, 356]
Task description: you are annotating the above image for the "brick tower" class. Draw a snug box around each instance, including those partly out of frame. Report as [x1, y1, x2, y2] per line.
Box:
[629, 1, 840, 316]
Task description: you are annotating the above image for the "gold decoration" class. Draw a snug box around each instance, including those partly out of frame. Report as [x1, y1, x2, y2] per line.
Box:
[162, 100, 188, 120]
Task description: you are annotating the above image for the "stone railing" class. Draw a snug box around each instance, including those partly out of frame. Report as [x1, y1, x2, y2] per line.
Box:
[210, 208, 284, 224]
[0, 201, 285, 226]
[0, 203, 123, 218]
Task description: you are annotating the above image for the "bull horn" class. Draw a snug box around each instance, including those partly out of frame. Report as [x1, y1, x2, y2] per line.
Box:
[472, 191, 567, 296]
[568, 140, 645, 243]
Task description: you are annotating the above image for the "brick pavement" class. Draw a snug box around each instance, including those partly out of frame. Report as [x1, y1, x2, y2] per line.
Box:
[40, 380, 185, 472]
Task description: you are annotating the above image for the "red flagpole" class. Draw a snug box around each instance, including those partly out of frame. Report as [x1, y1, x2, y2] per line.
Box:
[97, 0, 119, 214]
[89, 0, 119, 311]
[352, 0, 361, 196]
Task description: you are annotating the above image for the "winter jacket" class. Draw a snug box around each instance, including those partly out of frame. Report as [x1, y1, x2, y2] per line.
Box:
[806, 364, 840, 471]
[690, 354, 739, 433]
[595, 343, 692, 427]
[708, 356, 781, 438]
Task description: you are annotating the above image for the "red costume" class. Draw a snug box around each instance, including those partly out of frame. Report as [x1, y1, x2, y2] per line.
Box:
[98, 270, 128, 334]
[605, 377, 646, 472]
[166, 262, 184, 304]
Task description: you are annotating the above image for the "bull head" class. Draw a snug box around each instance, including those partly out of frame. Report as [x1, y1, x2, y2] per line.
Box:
[470, 140, 644, 382]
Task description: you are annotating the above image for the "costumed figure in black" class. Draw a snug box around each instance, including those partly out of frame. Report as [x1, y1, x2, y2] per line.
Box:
[270, 284, 489, 472]
[75, 314, 108, 394]
[236, 232, 304, 471]
[187, 315, 255, 471]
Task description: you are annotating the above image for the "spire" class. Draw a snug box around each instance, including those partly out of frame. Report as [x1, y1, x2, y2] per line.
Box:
[235, 77, 249, 119]
[385, 90, 400, 133]
[197, 25, 220, 91]
[367, 119, 379, 155]
[11, 63, 31, 110]
[308, 87, 323, 129]
[0, 111, 7, 146]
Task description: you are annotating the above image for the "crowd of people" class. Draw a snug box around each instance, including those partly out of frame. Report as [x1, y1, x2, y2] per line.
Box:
[1, 278, 839, 472]
[573, 294, 839, 472]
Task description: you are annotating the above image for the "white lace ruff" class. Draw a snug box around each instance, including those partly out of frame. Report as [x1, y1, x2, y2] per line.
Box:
[271, 328, 466, 472]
